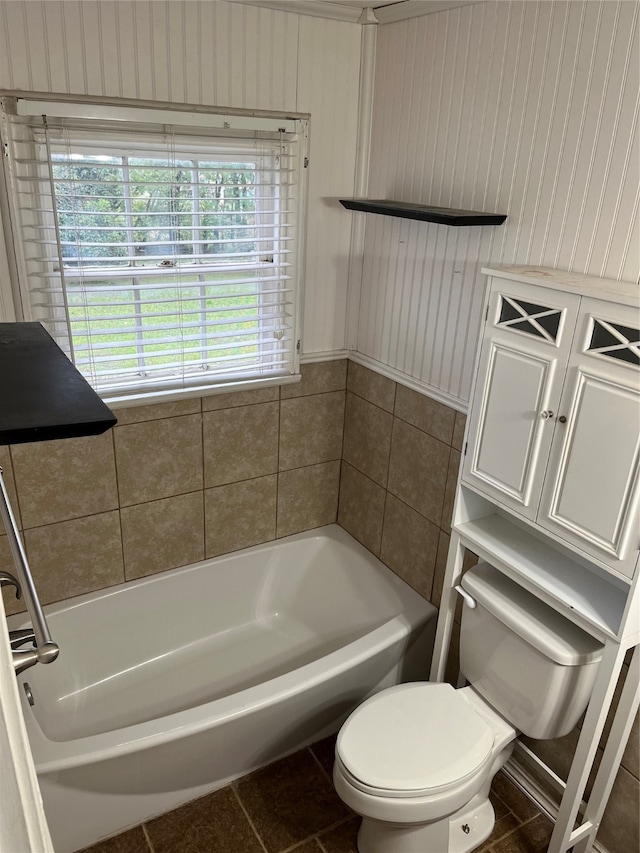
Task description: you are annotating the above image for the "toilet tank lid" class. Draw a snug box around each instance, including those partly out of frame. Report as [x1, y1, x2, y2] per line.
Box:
[461, 563, 603, 666]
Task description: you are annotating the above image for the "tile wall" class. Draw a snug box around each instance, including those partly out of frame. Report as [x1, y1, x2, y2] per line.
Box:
[0, 360, 346, 616]
[338, 360, 466, 607]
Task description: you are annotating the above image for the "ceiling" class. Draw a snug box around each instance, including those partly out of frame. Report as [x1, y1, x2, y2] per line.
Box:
[231, 0, 482, 24]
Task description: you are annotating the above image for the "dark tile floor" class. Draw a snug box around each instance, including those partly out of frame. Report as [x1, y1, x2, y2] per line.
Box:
[83, 737, 554, 853]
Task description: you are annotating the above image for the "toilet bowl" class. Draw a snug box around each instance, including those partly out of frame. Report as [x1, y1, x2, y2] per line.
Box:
[333, 683, 516, 853]
[333, 562, 604, 853]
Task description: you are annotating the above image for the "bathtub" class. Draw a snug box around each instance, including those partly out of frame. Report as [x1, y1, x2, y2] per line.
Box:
[10, 524, 436, 852]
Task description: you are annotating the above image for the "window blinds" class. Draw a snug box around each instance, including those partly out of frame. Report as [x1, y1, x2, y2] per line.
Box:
[1, 98, 307, 402]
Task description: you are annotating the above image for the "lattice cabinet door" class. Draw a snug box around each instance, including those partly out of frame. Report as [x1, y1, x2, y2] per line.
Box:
[538, 296, 640, 578]
[462, 280, 581, 522]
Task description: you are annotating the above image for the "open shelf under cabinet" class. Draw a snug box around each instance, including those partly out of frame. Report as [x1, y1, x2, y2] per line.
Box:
[454, 513, 630, 641]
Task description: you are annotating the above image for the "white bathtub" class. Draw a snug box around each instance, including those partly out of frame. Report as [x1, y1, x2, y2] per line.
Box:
[11, 524, 436, 852]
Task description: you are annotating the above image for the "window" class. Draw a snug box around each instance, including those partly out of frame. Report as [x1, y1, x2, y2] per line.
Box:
[1, 98, 308, 403]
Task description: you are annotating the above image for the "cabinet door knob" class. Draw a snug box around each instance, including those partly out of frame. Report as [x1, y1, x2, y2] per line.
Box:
[540, 410, 554, 419]
[558, 415, 567, 424]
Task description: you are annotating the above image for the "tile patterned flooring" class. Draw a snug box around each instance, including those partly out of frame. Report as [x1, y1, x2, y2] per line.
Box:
[83, 737, 555, 853]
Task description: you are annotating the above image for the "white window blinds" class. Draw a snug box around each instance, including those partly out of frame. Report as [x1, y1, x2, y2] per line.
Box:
[1, 98, 308, 403]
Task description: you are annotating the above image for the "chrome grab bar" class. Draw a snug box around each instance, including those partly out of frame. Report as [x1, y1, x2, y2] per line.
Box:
[0, 465, 59, 674]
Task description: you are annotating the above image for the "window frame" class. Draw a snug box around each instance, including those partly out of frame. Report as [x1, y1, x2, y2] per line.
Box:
[0, 95, 309, 407]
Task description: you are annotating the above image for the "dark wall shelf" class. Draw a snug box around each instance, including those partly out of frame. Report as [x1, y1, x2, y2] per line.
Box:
[0, 323, 117, 445]
[340, 198, 507, 226]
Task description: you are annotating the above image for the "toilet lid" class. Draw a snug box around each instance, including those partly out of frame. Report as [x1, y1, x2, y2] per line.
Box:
[337, 683, 495, 797]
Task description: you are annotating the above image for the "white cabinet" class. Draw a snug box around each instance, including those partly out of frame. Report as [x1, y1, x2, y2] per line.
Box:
[432, 266, 640, 853]
[462, 276, 639, 578]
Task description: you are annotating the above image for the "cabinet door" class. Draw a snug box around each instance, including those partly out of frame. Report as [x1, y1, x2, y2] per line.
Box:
[538, 298, 640, 577]
[463, 281, 580, 519]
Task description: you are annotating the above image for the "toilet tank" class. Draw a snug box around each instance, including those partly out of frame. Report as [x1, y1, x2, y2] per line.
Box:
[459, 562, 603, 739]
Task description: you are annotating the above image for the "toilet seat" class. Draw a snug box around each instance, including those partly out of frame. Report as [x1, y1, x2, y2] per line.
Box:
[336, 682, 495, 799]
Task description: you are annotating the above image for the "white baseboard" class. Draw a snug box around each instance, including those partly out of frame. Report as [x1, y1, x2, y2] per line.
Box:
[300, 349, 349, 363]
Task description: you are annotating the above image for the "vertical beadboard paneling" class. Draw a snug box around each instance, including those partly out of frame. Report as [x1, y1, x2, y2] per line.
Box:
[149, 2, 169, 102]
[166, 0, 186, 104]
[81, 2, 106, 95]
[358, 0, 639, 408]
[0, 1, 358, 356]
[21, 2, 50, 92]
[0, 4, 14, 89]
[98, 3, 123, 98]
[115, 3, 140, 101]
[0, 2, 304, 118]
[131, 1, 154, 101]
[297, 15, 361, 355]
[42, 2, 68, 94]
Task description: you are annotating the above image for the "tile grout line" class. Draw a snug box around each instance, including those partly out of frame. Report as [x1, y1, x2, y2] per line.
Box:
[199, 397, 207, 560]
[7, 445, 25, 535]
[307, 744, 334, 787]
[276, 815, 354, 853]
[482, 813, 521, 850]
[230, 785, 270, 853]
[276, 386, 282, 539]
[341, 458, 441, 530]
[349, 374, 458, 445]
[141, 823, 156, 853]
[20, 490, 200, 532]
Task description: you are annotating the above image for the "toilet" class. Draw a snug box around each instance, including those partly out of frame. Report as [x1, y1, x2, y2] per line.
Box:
[333, 561, 604, 853]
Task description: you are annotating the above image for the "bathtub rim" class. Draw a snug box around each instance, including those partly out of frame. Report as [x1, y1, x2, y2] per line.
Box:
[13, 525, 436, 776]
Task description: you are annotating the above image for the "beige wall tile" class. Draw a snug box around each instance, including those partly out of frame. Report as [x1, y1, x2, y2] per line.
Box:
[337, 462, 385, 557]
[0, 446, 20, 528]
[521, 720, 639, 851]
[442, 448, 461, 533]
[202, 386, 279, 411]
[521, 728, 581, 784]
[387, 419, 449, 525]
[205, 475, 277, 557]
[115, 414, 203, 506]
[280, 360, 347, 399]
[24, 511, 124, 605]
[1, 448, 36, 610]
[347, 361, 396, 412]
[444, 621, 461, 688]
[452, 411, 467, 451]
[112, 398, 201, 426]
[598, 766, 639, 853]
[121, 492, 204, 581]
[279, 392, 345, 471]
[342, 392, 392, 487]
[277, 461, 340, 538]
[204, 403, 279, 487]
[12, 432, 118, 528]
[380, 494, 439, 600]
[622, 709, 639, 779]
[431, 530, 451, 608]
[394, 385, 456, 445]
[595, 663, 640, 781]
[0, 534, 26, 616]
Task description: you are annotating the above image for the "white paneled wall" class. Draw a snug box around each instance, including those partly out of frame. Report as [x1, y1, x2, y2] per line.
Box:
[297, 15, 362, 355]
[0, 0, 361, 357]
[356, 0, 639, 408]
